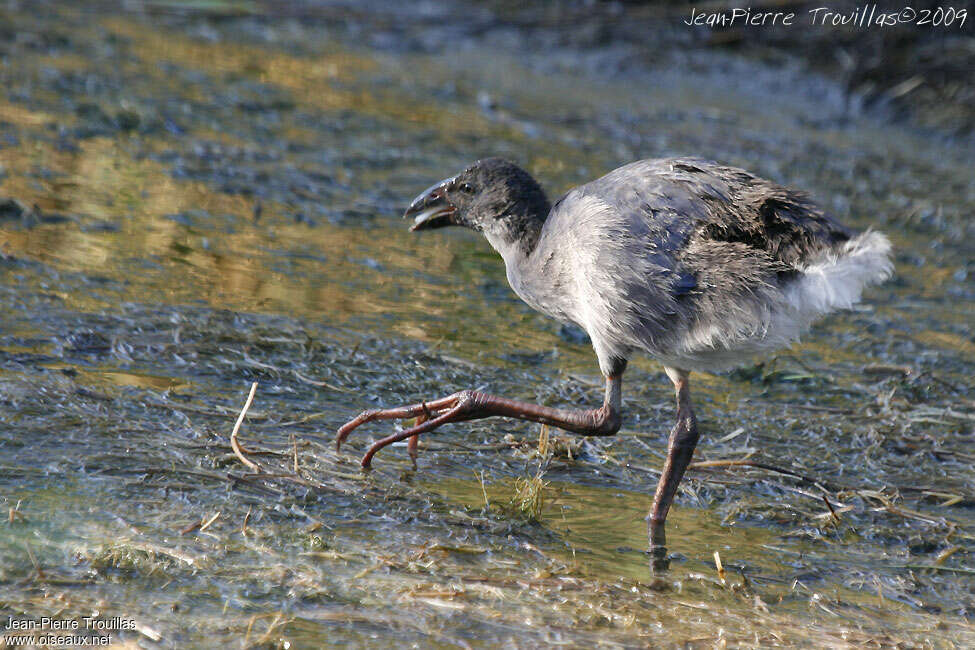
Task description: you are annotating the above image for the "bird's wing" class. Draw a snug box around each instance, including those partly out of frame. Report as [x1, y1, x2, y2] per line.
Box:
[584, 157, 852, 268]
[531, 160, 710, 357]
[535, 158, 856, 363]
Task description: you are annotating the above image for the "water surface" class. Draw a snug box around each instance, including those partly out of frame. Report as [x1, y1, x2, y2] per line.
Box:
[1, 2, 973, 647]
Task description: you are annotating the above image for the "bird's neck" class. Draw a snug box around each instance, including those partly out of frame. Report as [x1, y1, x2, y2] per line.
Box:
[487, 199, 550, 261]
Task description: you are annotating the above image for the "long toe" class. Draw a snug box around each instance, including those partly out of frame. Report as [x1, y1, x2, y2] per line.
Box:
[407, 412, 428, 466]
[360, 402, 469, 468]
[335, 395, 459, 450]
[336, 409, 381, 450]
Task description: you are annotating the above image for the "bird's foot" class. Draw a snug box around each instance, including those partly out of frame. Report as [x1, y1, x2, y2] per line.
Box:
[336, 390, 481, 468]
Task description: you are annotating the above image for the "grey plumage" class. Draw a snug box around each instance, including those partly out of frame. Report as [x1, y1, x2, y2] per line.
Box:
[451, 157, 892, 374]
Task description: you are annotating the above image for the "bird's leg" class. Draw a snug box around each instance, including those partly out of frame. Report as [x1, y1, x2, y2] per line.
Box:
[336, 372, 624, 468]
[647, 367, 699, 570]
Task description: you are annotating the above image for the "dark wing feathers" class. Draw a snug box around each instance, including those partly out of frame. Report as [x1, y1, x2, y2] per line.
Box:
[588, 157, 851, 273]
[672, 159, 851, 268]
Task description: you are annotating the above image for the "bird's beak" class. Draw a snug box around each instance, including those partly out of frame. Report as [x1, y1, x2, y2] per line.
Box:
[404, 176, 458, 231]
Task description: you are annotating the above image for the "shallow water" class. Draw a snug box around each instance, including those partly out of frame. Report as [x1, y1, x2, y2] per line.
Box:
[1, 1, 973, 647]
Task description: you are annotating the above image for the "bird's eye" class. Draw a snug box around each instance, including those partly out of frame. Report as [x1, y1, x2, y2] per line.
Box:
[459, 182, 474, 193]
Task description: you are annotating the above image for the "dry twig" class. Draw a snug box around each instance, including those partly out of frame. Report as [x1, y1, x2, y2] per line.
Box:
[231, 382, 262, 472]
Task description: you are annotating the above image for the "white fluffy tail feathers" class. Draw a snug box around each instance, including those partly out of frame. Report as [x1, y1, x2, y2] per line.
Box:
[789, 230, 894, 315]
[632, 229, 892, 372]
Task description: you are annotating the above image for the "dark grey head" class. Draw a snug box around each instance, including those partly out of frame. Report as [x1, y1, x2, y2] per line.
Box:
[404, 158, 550, 252]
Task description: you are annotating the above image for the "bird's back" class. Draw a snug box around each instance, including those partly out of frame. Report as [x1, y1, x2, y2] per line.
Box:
[511, 158, 891, 373]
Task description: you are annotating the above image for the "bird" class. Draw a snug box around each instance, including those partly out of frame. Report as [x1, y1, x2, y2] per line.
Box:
[336, 156, 893, 563]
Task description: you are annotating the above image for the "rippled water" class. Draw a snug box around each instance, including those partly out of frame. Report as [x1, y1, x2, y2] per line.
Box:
[1, 1, 973, 647]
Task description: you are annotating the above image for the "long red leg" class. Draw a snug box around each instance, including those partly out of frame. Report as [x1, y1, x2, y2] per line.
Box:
[647, 368, 699, 571]
[336, 372, 624, 468]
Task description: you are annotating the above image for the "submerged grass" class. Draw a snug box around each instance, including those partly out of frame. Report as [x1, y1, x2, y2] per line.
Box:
[510, 474, 548, 521]
[0, 299, 971, 645]
[88, 544, 185, 576]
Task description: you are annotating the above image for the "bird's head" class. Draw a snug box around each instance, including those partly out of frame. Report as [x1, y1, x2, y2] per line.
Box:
[404, 158, 550, 251]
